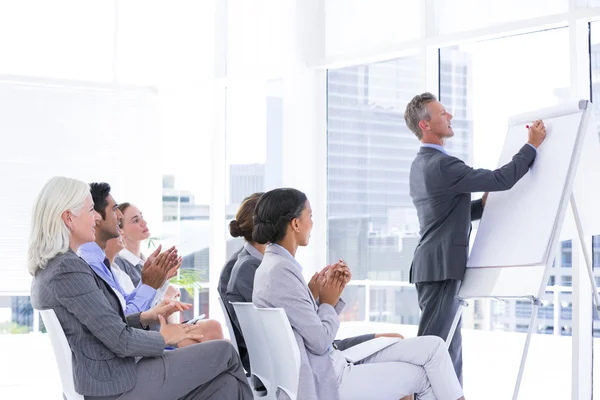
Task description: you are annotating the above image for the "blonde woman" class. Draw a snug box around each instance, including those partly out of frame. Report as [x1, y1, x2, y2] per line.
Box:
[29, 177, 252, 400]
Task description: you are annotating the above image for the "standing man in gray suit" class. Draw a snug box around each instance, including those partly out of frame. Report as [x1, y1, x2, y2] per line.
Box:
[404, 92, 547, 384]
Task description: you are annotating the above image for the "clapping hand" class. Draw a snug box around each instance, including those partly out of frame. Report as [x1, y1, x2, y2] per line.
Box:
[140, 299, 192, 326]
[308, 264, 333, 300]
[141, 246, 180, 289]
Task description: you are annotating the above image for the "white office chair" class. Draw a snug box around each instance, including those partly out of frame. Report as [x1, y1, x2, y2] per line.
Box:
[256, 308, 301, 400]
[231, 302, 276, 400]
[217, 296, 239, 354]
[39, 309, 84, 400]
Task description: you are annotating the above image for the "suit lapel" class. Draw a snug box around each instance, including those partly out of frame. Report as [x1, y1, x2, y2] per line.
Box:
[89, 267, 127, 321]
[270, 251, 318, 311]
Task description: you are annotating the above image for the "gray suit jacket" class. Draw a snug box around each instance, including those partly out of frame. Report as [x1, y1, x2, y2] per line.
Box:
[409, 144, 537, 283]
[219, 247, 243, 301]
[253, 246, 344, 400]
[226, 247, 260, 347]
[227, 247, 373, 372]
[31, 250, 165, 397]
[218, 248, 248, 369]
[114, 255, 142, 287]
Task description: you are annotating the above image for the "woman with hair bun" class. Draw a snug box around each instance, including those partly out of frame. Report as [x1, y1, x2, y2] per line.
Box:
[252, 188, 465, 400]
[222, 192, 264, 372]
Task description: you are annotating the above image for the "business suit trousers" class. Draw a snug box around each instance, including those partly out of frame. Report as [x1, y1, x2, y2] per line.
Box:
[85, 340, 252, 400]
[337, 336, 463, 400]
[415, 279, 463, 386]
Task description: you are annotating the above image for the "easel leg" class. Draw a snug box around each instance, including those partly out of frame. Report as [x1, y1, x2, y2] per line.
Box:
[570, 193, 600, 314]
[446, 299, 467, 346]
[570, 193, 595, 399]
[512, 297, 541, 400]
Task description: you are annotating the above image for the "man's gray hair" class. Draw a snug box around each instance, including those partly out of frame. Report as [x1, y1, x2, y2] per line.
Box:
[404, 92, 437, 140]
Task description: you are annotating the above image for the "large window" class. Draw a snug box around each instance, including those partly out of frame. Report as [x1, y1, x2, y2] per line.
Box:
[0, 1, 216, 333]
[327, 55, 422, 324]
[117, 2, 217, 321]
[440, 28, 572, 333]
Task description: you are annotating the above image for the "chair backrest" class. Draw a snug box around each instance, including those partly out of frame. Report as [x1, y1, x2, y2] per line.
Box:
[231, 302, 276, 399]
[39, 309, 84, 400]
[217, 296, 239, 354]
[256, 308, 301, 400]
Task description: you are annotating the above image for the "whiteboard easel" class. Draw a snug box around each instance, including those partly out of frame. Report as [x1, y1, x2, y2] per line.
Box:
[445, 100, 600, 399]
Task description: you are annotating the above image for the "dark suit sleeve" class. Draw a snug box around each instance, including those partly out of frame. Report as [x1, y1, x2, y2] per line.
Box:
[52, 259, 165, 358]
[333, 333, 376, 351]
[440, 144, 536, 194]
[471, 199, 484, 221]
[125, 312, 145, 329]
[232, 259, 260, 303]
[115, 256, 142, 287]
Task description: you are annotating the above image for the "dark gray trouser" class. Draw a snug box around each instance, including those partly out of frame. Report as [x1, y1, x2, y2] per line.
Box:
[85, 340, 253, 400]
[415, 279, 463, 386]
[334, 333, 376, 351]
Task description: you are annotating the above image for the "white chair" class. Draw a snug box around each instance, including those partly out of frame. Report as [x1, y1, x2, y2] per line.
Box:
[217, 296, 239, 354]
[39, 309, 84, 400]
[231, 302, 276, 400]
[256, 308, 301, 400]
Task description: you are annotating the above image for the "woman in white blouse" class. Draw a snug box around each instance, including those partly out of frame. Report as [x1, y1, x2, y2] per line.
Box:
[116, 202, 223, 342]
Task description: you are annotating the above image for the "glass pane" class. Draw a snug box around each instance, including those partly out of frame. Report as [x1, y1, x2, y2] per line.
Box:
[160, 88, 213, 318]
[441, 28, 570, 171]
[440, 28, 571, 399]
[225, 79, 283, 255]
[434, 0, 567, 35]
[369, 285, 419, 325]
[327, 55, 423, 323]
[0, 296, 33, 334]
[339, 285, 366, 322]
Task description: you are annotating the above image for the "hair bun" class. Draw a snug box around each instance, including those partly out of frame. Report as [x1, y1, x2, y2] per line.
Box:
[229, 219, 243, 238]
[252, 220, 278, 245]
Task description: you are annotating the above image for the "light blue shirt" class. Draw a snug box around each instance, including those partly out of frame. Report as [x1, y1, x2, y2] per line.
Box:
[420, 143, 448, 155]
[244, 242, 264, 261]
[267, 243, 303, 271]
[420, 142, 537, 155]
[78, 242, 157, 314]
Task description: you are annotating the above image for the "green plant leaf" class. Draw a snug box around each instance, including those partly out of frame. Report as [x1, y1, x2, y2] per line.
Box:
[169, 269, 203, 296]
[0, 322, 30, 334]
[145, 236, 161, 250]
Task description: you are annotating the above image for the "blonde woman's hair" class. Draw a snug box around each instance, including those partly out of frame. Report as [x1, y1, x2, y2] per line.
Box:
[27, 177, 90, 276]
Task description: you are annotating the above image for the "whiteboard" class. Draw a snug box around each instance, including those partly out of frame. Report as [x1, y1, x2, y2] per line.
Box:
[460, 100, 594, 299]
[0, 76, 163, 294]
